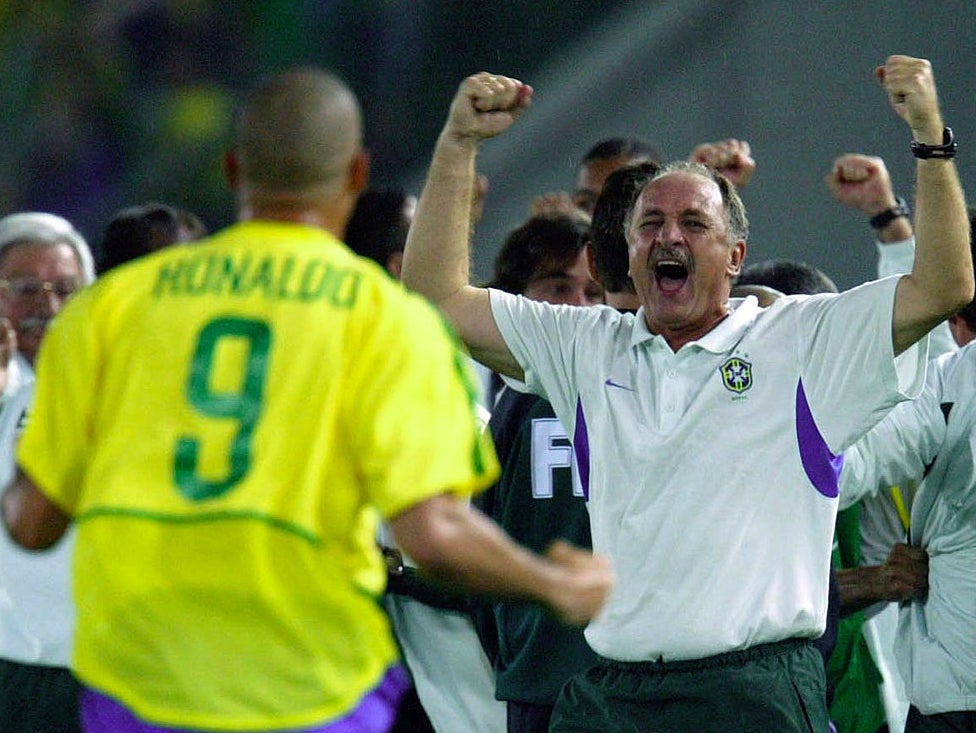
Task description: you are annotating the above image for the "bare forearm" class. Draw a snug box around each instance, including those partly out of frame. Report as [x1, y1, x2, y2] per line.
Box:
[394, 496, 557, 602]
[836, 566, 890, 616]
[837, 542, 929, 616]
[401, 134, 480, 305]
[876, 56, 974, 351]
[391, 494, 610, 626]
[401, 75, 532, 377]
[894, 159, 972, 353]
[911, 156, 972, 308]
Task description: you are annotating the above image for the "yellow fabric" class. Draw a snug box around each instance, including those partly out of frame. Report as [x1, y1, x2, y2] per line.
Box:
[889, 485, 912, 531]
[18, 220, 499, 731]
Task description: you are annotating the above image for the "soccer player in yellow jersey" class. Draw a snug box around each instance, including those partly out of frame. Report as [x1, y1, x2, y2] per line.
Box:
[0, 68, 612, 733]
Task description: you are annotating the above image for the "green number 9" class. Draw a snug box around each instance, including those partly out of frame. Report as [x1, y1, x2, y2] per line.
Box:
[175, 317, 271, 501]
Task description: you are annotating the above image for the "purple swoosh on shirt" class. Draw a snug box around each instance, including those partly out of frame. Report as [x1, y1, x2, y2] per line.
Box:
[573, 396, 591, 501]
[795, 379, 842, 498]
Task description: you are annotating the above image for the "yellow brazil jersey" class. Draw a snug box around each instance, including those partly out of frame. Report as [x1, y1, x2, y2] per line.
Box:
[17, 220, 499, 731]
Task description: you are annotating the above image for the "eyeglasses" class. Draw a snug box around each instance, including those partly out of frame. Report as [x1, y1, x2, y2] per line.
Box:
[0, 277, 81, 301]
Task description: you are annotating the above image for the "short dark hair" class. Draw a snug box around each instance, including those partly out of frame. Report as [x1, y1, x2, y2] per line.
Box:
[234, 67, 361, 194]
[489, 215, 589, 295]
[344, 187, 411, 269]
[579, 137, 663, 169]
[589, 162, 659, 293]
[98, 203, 205, 275]
[735, 259, 838, 296]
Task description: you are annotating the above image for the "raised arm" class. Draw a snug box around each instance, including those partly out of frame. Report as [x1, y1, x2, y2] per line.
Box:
[402, 73, 532, 379]
[825, 153, 913, 244]
[827, 152, 958, 357]
[880, 55, 973, 355]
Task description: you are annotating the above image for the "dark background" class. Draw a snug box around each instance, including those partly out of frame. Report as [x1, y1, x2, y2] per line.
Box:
[2, 0, 974, 289]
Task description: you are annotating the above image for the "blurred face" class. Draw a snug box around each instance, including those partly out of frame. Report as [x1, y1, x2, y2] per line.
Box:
[0, 242, 84, 365]
[574, 154, 639, 215]
[626, 172, 745, 345]
[523, 249, 604, 306]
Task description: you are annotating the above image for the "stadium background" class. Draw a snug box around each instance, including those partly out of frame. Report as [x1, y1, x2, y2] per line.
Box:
[1, 0, 974, 289]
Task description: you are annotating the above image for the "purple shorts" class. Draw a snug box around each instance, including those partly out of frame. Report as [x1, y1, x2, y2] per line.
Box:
[80, 664, 410, 733]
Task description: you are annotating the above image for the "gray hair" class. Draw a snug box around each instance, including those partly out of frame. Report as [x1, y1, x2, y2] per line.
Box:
[624, 160, 750, 244]
[0, 212, 96, 284]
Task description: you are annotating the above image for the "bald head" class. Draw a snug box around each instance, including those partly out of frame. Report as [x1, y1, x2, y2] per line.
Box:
[233, 68, 363, 197]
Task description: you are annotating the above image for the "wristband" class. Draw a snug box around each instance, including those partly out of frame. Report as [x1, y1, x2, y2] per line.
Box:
[911, 126, 956, 159]
[869, 196, 911, 230]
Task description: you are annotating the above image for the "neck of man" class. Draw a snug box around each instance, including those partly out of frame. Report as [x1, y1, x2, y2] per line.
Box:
[645, 304, 731, 353]
[237, 188, 353, 241]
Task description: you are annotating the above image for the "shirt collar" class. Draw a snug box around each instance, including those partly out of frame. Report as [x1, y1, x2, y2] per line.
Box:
[629, 296, 761, 353]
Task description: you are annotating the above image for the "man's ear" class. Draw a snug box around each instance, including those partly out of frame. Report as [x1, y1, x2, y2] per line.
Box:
[728, 240, 747, 276]
[348, 148, 370, 195]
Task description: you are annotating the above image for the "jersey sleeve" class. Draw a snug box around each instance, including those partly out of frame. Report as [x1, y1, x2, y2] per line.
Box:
[793, 276, 928, 453]
[488, 288, 601, 414]
[16, 289, 100, 514]
[347, 289, 499, 519]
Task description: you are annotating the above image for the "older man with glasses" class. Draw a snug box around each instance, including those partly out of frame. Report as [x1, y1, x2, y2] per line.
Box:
[0, 213, 94, 377]
[0, 211, 95, 733]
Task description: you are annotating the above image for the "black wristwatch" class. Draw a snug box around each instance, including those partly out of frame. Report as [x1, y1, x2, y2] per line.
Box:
[911, 127, 957, 159]
[869, 197, 911, 230]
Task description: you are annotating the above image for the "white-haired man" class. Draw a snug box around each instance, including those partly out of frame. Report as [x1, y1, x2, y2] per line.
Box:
[0, 212, 95, 733]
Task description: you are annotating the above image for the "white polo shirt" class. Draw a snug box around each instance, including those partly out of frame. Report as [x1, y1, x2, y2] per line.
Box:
[841, 340, 976, 715]
[489, 275, 925, 662]
[0, 377, 76, 667]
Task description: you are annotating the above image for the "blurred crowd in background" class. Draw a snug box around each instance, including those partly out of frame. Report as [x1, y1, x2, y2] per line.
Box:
[0, 0, 627, 260]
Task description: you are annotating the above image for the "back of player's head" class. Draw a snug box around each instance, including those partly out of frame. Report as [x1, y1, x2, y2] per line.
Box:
[233, 67, 362, 196]
[489, 215, 589, 295]
[735, 258, 838, 296]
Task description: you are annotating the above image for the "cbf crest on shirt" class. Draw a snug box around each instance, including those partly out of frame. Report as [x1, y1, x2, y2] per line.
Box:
[719, 355, 753, 394]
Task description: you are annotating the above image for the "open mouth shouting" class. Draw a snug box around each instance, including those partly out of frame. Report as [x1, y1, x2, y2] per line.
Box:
[651, 251, 691, 296]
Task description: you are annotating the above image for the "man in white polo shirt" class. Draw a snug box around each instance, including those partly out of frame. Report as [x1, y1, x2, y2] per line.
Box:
[401, 56, 971, 732]
[838, 208, 976, 733]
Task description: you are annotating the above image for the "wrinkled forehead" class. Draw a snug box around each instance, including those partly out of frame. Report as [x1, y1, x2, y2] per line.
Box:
[0, 240, 82, 276]
[635, 170, 724, 215]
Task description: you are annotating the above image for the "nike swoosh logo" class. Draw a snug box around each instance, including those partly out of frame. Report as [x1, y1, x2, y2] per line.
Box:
[604, 378, 635, 392]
